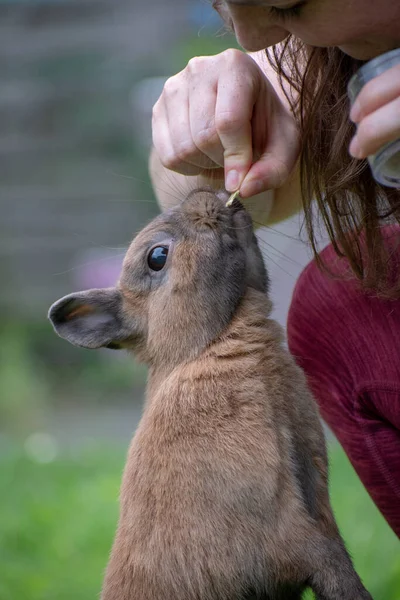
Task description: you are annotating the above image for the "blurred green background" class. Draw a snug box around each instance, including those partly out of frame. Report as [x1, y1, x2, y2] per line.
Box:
[0, 1, 398, 598]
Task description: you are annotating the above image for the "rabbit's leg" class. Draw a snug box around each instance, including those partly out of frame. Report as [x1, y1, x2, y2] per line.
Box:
[306, 537, 372, 600]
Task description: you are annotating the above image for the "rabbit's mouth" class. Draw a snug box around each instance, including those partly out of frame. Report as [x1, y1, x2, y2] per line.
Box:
[180, 187, 242, 231]
[184, 186, 245, 214]
[214, 189, 244, 213]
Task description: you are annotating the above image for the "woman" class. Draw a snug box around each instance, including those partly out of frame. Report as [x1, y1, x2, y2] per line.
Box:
[149, 0, 400, 537]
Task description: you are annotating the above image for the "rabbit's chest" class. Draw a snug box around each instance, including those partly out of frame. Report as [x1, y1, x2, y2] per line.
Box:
[121, 407, 282, 523]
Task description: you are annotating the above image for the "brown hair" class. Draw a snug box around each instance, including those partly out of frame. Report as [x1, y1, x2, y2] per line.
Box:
[266, 37, 400, 296]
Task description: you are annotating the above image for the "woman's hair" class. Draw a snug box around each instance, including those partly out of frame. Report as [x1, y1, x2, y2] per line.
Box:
[266, 37, 400, 296]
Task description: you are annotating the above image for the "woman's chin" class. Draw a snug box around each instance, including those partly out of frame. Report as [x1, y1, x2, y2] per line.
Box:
[338, 41, 399, 61]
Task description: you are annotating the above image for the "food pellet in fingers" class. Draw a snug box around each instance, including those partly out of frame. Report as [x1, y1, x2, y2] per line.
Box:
[226, 190, 241, 207]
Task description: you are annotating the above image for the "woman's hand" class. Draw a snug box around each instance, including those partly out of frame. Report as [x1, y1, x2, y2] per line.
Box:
[152, 49, 299, 198]
[349, 63, 400, 159]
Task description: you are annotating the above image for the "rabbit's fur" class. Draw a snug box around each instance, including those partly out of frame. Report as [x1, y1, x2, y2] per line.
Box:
[49, 188, 371, 600]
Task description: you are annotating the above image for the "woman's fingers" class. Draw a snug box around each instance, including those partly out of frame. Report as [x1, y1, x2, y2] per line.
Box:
[214, 51, 257, 191]
[152, 49, 300, 194]
[152, 81, 201, 176]
[350, 64, 400, 122]
[240, 86, 300, 197]
[349, 63, 400, 159]
[349, 95, 400, 159]
[188, 58, 225, 169]
[164, 74, 218, 174]
[152, 50, 261, 186]
[153, 72, 215, 175]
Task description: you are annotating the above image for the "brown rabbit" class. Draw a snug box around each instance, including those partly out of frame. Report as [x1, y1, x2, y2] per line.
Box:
[48, 188, 372, 600]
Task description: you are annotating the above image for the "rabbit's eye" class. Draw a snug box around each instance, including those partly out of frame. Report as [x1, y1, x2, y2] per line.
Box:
[148, 246, 169, 271]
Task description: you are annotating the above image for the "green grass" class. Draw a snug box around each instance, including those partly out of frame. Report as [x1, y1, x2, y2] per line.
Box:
[0, 441, 398, 600]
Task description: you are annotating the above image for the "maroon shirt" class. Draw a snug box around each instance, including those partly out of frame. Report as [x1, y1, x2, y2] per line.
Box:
[287, 227, 400, 537]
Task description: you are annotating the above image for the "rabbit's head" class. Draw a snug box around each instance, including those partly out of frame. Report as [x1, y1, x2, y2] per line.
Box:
[48, 188, 268, 367]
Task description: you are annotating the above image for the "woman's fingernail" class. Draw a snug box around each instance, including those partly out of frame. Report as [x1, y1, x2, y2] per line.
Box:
[225, 169, 239, 192]
[240, 179, 263, 198]
[350, 101, 361, 123]
[349, 137, 362, 159]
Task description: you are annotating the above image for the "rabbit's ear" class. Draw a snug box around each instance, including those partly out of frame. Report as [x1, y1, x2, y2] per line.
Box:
[48, 288, 127, 350]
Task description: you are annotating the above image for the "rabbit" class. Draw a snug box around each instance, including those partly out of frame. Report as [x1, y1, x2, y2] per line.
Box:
[48, 187, 372, 600]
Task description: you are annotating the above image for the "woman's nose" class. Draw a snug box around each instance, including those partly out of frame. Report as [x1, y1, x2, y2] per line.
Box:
[225, 3, 289, 50]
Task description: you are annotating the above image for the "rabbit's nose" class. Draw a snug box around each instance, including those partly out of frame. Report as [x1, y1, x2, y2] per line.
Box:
[215, 189, 231, 204]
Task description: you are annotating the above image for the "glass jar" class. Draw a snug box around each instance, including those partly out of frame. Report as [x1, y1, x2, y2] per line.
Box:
[347, 48, 400, 188]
